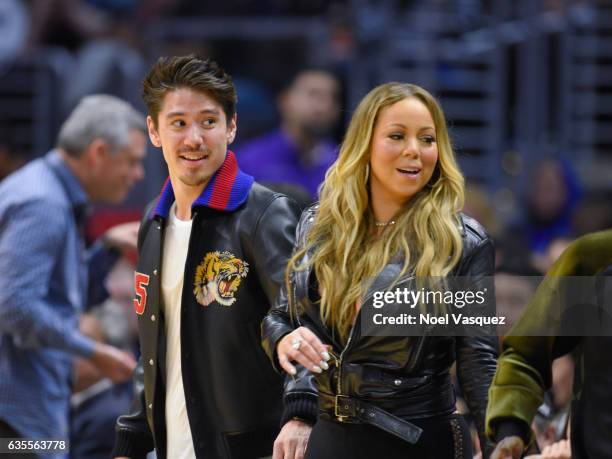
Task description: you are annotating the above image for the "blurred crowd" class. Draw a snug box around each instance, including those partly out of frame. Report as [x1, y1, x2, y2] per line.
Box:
[1, 1, 611, 458]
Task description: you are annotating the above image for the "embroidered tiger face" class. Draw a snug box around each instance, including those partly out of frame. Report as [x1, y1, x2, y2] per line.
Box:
[193, 251, 249, 306]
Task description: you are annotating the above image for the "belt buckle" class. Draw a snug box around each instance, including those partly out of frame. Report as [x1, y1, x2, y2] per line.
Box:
[334, 395, 352, 422]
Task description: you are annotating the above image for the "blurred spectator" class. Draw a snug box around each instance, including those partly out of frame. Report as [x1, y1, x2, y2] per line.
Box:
[533, 237, 573, 275]
[494, 269, 539, 338]
[26, 0, 147, 118]
[70, 273, 137, 459]
[464, 183, 502, 240]
[510, 157, 582, 256]
[0, 0, 29, 64]
[237, 68, 341, 200]
[572, 192, 612, 236]
[0, 95, 144, 454]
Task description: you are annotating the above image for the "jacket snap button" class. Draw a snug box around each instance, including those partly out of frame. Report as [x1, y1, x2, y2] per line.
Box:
[153, 269, 158, 276]
[394, 379, 402, 386]
[149, 358, 154, 366]
[148, 403, 152, 409]
[150, 314, 156, 322]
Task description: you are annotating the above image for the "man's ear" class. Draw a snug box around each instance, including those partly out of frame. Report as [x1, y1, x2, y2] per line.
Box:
[147, 115, 162, 147]
[84, 138, 110, 167]
[227, 113, 237, 145]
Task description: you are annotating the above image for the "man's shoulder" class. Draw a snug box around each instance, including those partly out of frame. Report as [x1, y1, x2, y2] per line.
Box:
[0, 158, 68, 209]
[246, 182, 292, 211]
[240, 182, 300, 227]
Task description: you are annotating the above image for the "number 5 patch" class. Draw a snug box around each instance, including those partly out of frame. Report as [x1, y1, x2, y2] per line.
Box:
[133, 272, 150, 315]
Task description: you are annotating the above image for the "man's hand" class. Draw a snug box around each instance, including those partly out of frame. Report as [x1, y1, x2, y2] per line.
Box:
[89, 342, 136, 382]
[277, 327, 330, 376]
[273, 419, 312, 459]
[103, 221, 140, 252]
[491, 436, 525, 459]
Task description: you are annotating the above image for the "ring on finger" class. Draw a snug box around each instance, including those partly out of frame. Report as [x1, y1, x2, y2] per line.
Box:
[291, 338, 302, 351]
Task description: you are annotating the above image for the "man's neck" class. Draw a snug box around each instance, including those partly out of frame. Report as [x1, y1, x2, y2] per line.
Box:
[172, 180, 208, 221]
[57, 148, 92, 197]
[282, 123, 318, 163]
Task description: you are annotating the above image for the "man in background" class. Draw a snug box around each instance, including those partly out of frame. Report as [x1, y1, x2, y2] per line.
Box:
[238, 68, 341, 201]
[0, 94, 144, 457]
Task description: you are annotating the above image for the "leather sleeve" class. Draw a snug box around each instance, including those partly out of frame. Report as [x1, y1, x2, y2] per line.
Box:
[454, 236, 499, 456]
[261, 206, 312, 371]
[112, 358, 155, 458]
[248, 195, 301, 306]
[280, 365, 319, 426]
[260, 207, 319, 425]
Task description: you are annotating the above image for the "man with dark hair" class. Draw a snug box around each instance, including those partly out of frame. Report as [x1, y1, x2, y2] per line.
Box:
[0, 94, 144, 457]
[237, 69, 340, 201]
[113, 55, 313, 459]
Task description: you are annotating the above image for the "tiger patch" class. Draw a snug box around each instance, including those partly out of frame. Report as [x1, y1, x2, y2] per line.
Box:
[193, 251, 249, 306]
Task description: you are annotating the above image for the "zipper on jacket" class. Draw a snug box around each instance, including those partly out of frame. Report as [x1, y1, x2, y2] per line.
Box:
[334, 315, 359, 422]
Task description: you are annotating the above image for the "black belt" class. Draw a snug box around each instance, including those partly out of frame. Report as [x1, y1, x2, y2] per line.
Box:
[333, 395, 423, 444]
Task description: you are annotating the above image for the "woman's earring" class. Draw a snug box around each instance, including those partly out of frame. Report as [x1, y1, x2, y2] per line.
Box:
[364, 164, 370, 185]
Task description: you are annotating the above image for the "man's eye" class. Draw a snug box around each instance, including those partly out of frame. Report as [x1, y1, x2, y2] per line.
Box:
[171, 120, 185, 127]
[203, 119, 216, 126]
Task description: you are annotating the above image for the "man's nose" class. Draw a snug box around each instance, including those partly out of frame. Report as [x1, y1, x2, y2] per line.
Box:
[184, 124, 204, 147]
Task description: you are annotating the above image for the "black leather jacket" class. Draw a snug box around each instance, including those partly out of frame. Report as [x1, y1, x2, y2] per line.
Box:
[114, 183, 301, 459]
[262, 205, 498, 452]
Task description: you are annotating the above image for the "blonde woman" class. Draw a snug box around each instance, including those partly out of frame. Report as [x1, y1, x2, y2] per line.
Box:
[262, 82, 498, 458]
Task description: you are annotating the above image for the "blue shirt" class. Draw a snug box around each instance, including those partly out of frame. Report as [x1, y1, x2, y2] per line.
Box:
[0, 151, 98, 450]
[237, 128, 337, 199]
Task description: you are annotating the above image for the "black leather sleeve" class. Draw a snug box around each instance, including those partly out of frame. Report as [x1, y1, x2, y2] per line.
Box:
[454, 236, 499, 457]
[260, 206, 312, 370]
[248, 195, 301, 305]
[112, 358, 155, 458]
[261, 207, 319, 425]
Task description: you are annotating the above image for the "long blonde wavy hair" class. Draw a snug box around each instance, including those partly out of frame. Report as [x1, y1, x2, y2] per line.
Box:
[287, 82, 465, 341]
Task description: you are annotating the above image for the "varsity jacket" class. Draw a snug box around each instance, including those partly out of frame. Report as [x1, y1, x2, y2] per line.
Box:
[113, 152, 301, 458]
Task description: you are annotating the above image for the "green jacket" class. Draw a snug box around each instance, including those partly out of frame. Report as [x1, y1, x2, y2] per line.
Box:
[486, 229, 612, 445]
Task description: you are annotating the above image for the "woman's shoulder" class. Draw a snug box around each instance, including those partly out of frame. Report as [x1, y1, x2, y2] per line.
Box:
[456, 213, 494, 265]
[457, 212, 491, 245]
[295, 203, 321, 243]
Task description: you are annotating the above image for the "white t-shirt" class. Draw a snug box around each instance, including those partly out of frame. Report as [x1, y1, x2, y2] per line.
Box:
[161, 203, 196, 459]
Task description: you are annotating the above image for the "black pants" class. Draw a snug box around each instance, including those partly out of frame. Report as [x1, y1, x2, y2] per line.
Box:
[305, 414, 472, 459]
[0, 420, 37, 459]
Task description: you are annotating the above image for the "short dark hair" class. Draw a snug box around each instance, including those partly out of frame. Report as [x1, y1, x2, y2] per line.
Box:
[142, 55, 237, 125]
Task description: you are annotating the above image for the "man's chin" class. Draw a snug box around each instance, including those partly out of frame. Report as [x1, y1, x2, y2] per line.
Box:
[178, 175, 210, 188]
[304, 124, 332, 139]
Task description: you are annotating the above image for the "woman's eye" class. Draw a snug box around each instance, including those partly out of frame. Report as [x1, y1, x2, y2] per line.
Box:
[389, 133, 404, 140]
[421, 136, 435, 145]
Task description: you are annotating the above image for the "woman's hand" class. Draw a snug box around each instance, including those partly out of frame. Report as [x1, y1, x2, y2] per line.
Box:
[277, 327, 331, 375]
